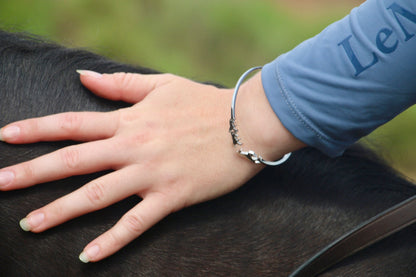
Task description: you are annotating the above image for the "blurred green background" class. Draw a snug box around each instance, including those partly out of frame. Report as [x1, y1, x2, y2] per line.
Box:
[0, 0, 415, 180]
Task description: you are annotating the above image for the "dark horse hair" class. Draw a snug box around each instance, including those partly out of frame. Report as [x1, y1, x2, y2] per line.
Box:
[0, 30, 416, 276]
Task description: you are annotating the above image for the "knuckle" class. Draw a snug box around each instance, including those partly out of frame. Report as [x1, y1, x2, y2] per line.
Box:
[113, 72, 136, 91]
[60, 147, 81, 170]
[122, 213, 146, 235]
[106, 229, 125, 250]
[154, 191, 180, 213]
[59, 113, 82, 134]
[84, 181, 106, 205]
[118, 110, 137, 124]
[121, 133, 151, 149]
[27, 118, 40, 134]
[21, 162, 36, 180]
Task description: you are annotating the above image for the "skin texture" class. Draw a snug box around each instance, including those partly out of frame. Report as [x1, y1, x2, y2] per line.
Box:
[0, 70, 304, 262]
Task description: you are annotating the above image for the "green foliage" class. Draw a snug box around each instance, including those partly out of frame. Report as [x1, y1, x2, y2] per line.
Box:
[0, 0, 352, 85]
[0, 0, 414, 178]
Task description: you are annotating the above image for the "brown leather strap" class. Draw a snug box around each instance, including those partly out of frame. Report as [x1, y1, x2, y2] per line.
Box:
[289, 194, 416, 277]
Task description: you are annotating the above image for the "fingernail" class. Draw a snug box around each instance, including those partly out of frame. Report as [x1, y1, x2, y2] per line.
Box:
[76, 70, 103, 78]
[0, 171, 15, 188]
[79, 244, 100, 263]
[19, 212, 45, 231]
[19, 218, 31, 231]
[0, 125, 20, 141]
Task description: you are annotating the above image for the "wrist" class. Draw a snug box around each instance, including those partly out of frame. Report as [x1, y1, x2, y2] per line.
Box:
[233, 70, 305, 162]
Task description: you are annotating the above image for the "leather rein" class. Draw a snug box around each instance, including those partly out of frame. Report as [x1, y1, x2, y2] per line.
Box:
[289, 193, 416, 276]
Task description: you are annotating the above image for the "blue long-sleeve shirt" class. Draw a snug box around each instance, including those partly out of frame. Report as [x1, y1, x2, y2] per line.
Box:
[262, 0, 416, 157]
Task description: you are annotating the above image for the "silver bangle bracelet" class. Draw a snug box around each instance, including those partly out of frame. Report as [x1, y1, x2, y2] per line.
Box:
[229, 66, 291, 166]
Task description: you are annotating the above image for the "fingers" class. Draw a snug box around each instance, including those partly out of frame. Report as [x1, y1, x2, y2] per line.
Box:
[79, 193, 172, 262]
[19, 164, 172, 263]
[78, 70, 175, 103]
[0, 138, 122, 190]
[0, 71, 177, 143]
[19, 166, 146, 233]
[0, 111, 119, 144]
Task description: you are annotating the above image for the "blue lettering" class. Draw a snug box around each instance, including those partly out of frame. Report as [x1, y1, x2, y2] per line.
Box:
[376, 28, 398, 54]
[338, 35, 379, 76]
[388, 3, 416, 41]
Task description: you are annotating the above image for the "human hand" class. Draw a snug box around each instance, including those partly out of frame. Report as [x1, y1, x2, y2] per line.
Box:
[0, 70, 303, 262]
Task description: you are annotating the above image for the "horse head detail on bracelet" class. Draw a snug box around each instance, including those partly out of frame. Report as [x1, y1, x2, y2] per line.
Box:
[229, 66, 291, 166]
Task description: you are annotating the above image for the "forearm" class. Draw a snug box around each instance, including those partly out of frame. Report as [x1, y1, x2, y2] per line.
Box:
[262, 0, 416, 157]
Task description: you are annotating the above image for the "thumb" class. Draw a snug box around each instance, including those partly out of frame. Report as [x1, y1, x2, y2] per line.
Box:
[76, 70, 173, 103]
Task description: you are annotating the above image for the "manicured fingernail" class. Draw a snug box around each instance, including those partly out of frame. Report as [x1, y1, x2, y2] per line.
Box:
[0, 171, 15, 188]
[79, 244, 100, 263]
[76, 70, 102, 78]
[19, 218, 31, 231]
[0, 125, 20, 141]
[19, 212, 45, 231]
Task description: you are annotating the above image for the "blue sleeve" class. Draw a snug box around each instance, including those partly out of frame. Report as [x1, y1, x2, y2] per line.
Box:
[261, 0, 416, 157]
